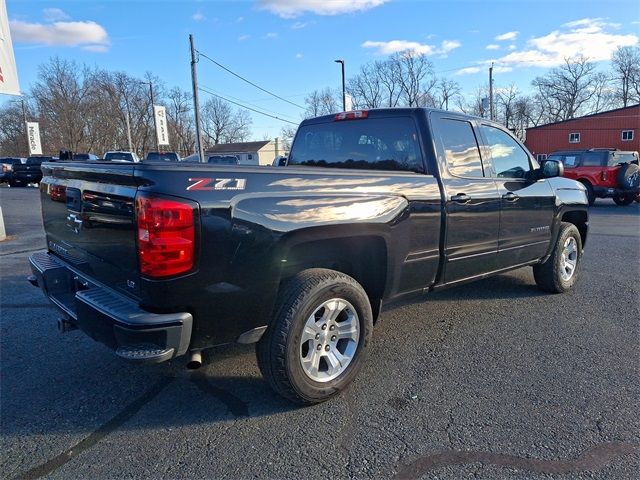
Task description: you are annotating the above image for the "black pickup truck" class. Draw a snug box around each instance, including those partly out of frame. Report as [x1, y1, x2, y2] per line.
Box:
[29, 108, 588, 404]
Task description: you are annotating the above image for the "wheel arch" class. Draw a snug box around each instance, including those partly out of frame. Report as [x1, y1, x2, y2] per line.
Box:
[276, 228, 389, 322]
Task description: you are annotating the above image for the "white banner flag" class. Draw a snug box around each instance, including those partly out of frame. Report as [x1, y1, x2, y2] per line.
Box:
[0, 0, 21, 96]
[26, 122, 42, 155]
[153, 105, 170, 146]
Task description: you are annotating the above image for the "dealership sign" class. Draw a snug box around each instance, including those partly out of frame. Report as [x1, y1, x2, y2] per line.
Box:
[26, 122, 43, 155]
[153, 106, 170, 146]
[0, 0, 20, 96]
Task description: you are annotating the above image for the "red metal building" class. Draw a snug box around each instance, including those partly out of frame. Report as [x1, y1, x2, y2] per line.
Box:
[525, 104, 640, 160]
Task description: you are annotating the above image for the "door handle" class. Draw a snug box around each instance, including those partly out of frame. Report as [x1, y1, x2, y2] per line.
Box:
[502, 192, 518, 201]
[450, 193, 471, 203]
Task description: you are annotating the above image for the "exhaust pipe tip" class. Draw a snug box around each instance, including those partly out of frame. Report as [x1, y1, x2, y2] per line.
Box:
[186, 351, 203, 370]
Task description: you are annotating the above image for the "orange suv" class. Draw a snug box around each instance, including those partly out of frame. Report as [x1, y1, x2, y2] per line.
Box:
[547, 149, 639, 206]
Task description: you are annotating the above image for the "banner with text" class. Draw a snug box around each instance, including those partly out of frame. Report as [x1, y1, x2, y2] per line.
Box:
[0, 0, 21, 95]
[153, 105, 170, 146]
[26, 122, 43, 155]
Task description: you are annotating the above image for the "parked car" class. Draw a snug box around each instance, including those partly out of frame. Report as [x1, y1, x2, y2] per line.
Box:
[0, 157, 23, 184]
[145, 152, 181, 162]
[103, 151, 140, 162]
[547, 148, 640, 206]
[11, 156, 55, 186]
[73, 153, 100, 161]
[29, 108, 588, 404]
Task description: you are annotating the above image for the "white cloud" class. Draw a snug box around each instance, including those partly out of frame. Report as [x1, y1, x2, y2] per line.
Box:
[507, 44, 517, 51]
[486, 44, 500, 50]
[456, 66, 482, 75]
[362, 39, 460, 56]
[263, 32, 278, 39]
[495, 18, 638, 67]
[295, 52, 303, 59]
[238, 34, 250, 41]
[493, 66, 513, 73]
[192, 11, 206, 22]
[291, 21, 308, 29]
[495, 31, 519, 41]
[259, 0, 389, 18]
[43, 8, 70, 22]
[236, 16, 244, 22]
[10, 20, 110, 51]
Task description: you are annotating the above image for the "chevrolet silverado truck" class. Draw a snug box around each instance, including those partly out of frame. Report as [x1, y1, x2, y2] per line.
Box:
[29, 108, 588, 404]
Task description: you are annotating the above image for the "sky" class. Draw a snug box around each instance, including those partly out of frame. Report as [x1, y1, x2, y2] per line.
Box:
[4, 0, 640, 140]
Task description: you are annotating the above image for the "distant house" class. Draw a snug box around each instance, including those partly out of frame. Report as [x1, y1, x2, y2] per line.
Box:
[205, 139, 286, 166]
[525, 105, 640, 161]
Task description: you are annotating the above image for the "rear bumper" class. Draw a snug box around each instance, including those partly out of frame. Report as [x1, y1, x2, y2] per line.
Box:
[29, 251, 193, 363]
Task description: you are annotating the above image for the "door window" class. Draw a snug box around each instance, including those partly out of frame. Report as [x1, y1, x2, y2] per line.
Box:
[480, 125, 531, 178]
[436, 118, 485, 177]
[581, 152, 604, 166]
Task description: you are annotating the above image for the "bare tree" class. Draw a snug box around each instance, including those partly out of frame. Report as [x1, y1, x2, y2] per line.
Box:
[347, 62, 385, 109]
[611, 46, 640, 107]
[201, 97, 252, 146]
[303, 88, 340, 118]
[391, 52, 437, 107]
[436, 78, 461, 110]
[496, 84, 520, 129]
[531, 56, 599, 122]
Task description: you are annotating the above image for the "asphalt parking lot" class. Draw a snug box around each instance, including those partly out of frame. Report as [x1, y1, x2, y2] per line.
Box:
[1, 185, 639, 479]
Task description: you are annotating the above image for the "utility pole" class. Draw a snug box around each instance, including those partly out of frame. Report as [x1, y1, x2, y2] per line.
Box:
[21, 99, 28, 156]
[190, 34, 205, 163]
[489, 63, 494, 121]
[335, 59, 346, 111]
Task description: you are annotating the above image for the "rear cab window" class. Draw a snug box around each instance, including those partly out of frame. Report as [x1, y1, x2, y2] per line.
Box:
[288, 115, 425, 173]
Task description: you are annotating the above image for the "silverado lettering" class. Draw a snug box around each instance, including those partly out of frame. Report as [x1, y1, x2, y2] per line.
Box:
[29, 108, 589, 405]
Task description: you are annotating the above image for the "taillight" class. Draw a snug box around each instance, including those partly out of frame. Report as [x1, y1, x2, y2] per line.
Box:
[601, 171, 607, 181]
[335, 110, 369, 121]
[136, 195, 196, 278]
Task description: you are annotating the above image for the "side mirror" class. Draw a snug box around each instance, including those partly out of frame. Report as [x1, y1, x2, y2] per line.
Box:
[541, 159, 563, 178]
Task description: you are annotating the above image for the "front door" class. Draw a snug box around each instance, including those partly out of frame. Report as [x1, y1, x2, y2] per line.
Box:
[478, 123, 555, 268]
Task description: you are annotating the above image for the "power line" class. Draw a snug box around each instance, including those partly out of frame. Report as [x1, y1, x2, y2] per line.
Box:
[199, 83, 299, 122]
[196, 50, 306, 110]
[198, 86, 298, 125]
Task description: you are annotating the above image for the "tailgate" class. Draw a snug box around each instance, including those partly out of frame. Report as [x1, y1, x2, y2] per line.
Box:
[40, 162, 141, 298]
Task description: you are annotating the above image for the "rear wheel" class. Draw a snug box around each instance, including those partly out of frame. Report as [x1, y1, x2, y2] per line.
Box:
[612, 194, 635, 206]
[256, 268, 373, 405]
[533, 222, 582, 293]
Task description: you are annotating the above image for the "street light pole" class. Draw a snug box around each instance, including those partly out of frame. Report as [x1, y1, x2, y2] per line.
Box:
[334, 59, 346, 111]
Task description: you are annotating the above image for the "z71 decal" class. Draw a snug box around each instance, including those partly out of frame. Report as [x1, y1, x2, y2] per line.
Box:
[187, 178, 247, 191]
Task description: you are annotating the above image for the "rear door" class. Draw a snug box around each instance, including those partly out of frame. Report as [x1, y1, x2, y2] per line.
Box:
[477, 123, 555, 268]
[430, 113, 501, 284]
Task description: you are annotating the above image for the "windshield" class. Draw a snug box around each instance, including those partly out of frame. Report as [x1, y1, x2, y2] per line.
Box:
[104, 152, 134, 162]
[289, 116, 424, 173]
[610, 152, 639, 166]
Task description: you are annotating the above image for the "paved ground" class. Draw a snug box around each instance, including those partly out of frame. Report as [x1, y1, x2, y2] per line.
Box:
[1, 185, 639, 479]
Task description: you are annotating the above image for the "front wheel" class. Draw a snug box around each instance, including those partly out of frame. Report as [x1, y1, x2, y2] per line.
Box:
[256, 268, 373, 405]
[533, 222, 582, 293]
[612, 194, 635, 206]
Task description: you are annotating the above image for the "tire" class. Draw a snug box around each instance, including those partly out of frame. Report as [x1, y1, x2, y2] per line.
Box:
[256, 268, 373, 405]
[580, 181, 595, 206]
[616, 163, 640, 190]
[612, 194, 635, 206]
[533, 222, 582, 294]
